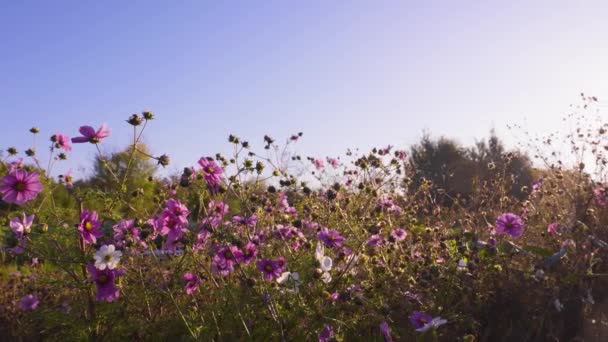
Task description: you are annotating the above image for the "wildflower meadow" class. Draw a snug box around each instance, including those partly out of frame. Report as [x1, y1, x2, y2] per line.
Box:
[2, 96, 608, 341]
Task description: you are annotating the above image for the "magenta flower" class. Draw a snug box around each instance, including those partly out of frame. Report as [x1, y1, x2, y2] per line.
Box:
[313, 158, 324, 170]
[198, 157, 223, 189]
[594, 187, 608, 207]
[18, 294, 40, 311]
[87, 264, 124, 302]
[113, 219, 147, 249]
[273, 224, 297, 240]
[495, 213, 525, 238]
[318, 228, 346, 248]
[257, 257, 286, 281]
[164, 199, 190, 224]
[367, 234, 384, 246]
[192, 229, 210, 252]
[241, 242, 258, 264]
[232, 214, 257, 227]
[547, 222, 560, 236]
[380, 321, 393, 342]
[409, 311, 433, 330]
[71, 124, 110, 144]
[10, 213, 35, 237]
[7, 235, 27, 255]
[7, 158, 24, 172]
[156, 200, 190, 250]
[278, 192, 297, 215]
[532, 177, 544, 193]
[52, 133, 72, 151]
[0, 169, 43, 205]
[78, 209, 103, 245]
[326, 157, 340, 168]
[208, 200, 229, 217]
[390, 228, 407, 242]
[182, 272, 201, 295]
[380, 145, 393, 155]
[211, 245, 243, 276]
[318, 324, 334, 342]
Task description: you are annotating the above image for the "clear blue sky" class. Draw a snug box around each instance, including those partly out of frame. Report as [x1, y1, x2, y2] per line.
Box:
[2, 1, 608, 178]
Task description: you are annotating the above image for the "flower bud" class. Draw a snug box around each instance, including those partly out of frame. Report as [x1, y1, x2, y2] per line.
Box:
[142, 111, 154, 120]
[30, 127, 40, 134]
[157, 154, 170, 167]
[127, 114, 143, 126]
[7, 147, 18, 155]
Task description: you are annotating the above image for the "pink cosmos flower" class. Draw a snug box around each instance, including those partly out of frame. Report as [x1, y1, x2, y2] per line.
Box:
[495, 213, 525, 238]
[318, 228, 346, 248]
[278, 192, 297, 215]
[380, 321, 393, 342]
[390, 228, 407, 242]
[7, 236, 27, 255]
[87, 264, 124, 302]
[547, 222, 560, 236]
[380, 145, 393, 155]
[594, 186, 608, 207]
[71, 124, 110, 144]
[326, 157, 340, 168]
[78, 209, 103, 245]
[318, 324, 334, 342]
[113, 219, 147, 249]
[241, 242, 258, 264]
[192, 229, 210, 252]
[198, 157, 223, 190]
[367, 234, 384, 246]
[0, 169, 43, 205]
[183, 273, 201, 295]
[10, 213, 35, 236]
[19, 294, 40, 311]
[257, 257, 286, 281]
[313, 158, 324, 170]
[211, 245, 243, 276]
[232, 214, 257, 227]
[52, 133, 72, 151]
[7, 158, 24, 172]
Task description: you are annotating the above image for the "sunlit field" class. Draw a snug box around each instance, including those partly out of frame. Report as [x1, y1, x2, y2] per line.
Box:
[2, 95, 608, 341]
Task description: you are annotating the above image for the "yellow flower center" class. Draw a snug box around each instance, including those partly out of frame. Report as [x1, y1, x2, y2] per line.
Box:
[265, 264, 274, 272]
[85, 222, 93, 231]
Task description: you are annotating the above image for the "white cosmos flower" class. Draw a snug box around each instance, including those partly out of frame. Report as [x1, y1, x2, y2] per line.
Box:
[321, 271, 332, 284]
[277, 271, 301, 285]
[277, 272, 291, 284]
[315, 242, 325, 263]
[277, 271, 301, 293]
[94, 244, 122, 270]
[416, 317, 447, 332]
[320, 256, 333, 272]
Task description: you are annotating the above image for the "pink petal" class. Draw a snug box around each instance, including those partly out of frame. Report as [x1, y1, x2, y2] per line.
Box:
[71, 136, 89, 143]
[79, 126, 96, 137]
